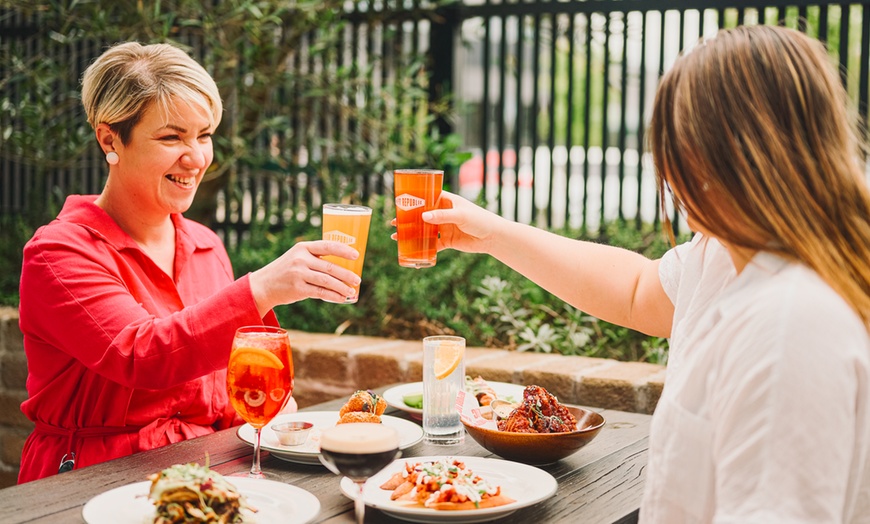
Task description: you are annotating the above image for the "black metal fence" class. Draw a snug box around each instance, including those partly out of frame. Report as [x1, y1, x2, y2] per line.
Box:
[2, 1, 869, 239]
[445, 0, 870, 233]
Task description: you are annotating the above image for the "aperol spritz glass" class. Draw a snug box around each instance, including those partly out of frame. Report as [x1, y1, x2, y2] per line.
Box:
[227, 326, 294, 478]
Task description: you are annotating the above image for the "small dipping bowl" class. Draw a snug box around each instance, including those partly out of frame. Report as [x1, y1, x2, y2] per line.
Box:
[271, 421, 314, 446]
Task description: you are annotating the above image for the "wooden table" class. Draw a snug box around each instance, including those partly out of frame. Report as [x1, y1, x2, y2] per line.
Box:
[0, 388, 651, 523]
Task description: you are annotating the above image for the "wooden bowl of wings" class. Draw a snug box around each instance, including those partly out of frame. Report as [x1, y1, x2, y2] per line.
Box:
[462, 386, 606, 465]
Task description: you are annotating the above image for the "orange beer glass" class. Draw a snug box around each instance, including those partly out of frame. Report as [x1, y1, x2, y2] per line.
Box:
[322, 203, 372, 303]
[394, 169, 443, 268]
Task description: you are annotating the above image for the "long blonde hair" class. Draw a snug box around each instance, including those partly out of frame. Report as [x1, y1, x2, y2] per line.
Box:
[650, 25, 870, 327]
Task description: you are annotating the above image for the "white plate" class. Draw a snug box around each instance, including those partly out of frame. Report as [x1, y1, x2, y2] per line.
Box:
[238, 411, 424, 465]
[340, 455, 556, 523]
[383, 381, 526, 419]
[82, 476, 320, 524]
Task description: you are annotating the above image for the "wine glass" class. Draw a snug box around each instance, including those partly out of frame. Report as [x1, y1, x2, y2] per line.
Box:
[319, 423, 401, 524]
[227, 326, 294, 478]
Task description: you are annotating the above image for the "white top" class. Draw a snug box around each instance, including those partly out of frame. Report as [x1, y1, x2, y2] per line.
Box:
[640, 234, 870, 523]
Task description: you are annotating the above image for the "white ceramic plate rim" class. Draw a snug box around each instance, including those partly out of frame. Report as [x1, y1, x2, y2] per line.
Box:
[82, 477, 320, 524]
[340, 455, 557, 523]
[237, 411, 424, 464]
[383, 381, 526, 416]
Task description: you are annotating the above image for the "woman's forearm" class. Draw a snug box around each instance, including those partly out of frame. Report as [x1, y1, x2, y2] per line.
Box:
[486, 220, 673, 337]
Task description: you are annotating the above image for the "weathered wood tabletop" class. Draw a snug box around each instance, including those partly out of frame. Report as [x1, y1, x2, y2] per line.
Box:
[0, 387, 651, 523]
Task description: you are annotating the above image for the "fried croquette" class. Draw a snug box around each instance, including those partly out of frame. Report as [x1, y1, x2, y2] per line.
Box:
[338, 390, 387, 418]
[337, 411, 382, 424]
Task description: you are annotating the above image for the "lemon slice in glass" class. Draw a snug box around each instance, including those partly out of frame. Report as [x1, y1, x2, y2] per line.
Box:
[433, 342, 464, 380]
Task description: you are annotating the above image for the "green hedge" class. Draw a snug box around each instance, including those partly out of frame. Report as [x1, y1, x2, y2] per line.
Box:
[2, 199, 677, 364]
[230, 197, 679, 364]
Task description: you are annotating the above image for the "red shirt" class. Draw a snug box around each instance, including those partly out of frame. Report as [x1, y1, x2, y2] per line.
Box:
[17, 195, 278, 483]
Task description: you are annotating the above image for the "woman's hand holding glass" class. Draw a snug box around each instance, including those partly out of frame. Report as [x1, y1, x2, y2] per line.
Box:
[390, 191, 507, 256]
[248, 240, 361, 316]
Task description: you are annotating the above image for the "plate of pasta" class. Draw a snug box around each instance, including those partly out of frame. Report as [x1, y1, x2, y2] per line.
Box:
[340, 455, 557, 523]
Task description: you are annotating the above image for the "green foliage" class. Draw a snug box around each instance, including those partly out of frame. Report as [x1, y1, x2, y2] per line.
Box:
[1, 1, 676, 363]
[454, 222, 680, 363]
[229, 207, 682, 363]
[0, 0, 467, 301]
[0, 215, 34, 307]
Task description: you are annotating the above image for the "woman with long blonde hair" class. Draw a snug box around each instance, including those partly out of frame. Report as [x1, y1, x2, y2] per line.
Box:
[414, 25, 870, 521]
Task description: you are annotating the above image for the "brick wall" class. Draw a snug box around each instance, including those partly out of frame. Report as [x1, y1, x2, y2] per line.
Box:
[0, 307, 30, 488]
[0, 307, 665, 488]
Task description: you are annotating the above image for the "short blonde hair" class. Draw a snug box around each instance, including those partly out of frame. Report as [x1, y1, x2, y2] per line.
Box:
[81, 41, 222, 144]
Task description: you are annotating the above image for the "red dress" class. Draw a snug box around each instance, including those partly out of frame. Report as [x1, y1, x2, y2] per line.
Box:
[17, 195, 278, 483]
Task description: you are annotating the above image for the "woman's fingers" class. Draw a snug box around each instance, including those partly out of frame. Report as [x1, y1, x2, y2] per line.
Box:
[421, 191, 463, 225]
[305, 239, 359, 260]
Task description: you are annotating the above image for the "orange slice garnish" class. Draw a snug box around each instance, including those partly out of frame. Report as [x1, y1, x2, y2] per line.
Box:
[231, 346, 285, 370]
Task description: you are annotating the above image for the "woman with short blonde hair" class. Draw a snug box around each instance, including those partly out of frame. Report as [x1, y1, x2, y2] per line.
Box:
[18, 41, 360, 482]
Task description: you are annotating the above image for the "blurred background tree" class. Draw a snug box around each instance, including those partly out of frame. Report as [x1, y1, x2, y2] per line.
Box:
[0, 0, 468, 299]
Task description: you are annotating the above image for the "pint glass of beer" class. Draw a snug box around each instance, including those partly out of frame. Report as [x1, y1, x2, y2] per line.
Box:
[322, 203, 373, 303]
[393, 169, 443, 268]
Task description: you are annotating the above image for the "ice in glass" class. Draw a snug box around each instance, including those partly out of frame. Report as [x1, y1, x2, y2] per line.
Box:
[422, 335, 465, 444]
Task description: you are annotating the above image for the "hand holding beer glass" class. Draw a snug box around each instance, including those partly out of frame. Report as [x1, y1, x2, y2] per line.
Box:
[321, 204, 372, 303]
[394, 169, 443, 268]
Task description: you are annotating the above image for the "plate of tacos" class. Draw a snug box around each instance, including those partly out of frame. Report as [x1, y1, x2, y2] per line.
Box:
[340, 455, 557, 523]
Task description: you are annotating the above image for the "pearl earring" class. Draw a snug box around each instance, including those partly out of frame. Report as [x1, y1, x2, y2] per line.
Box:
[106, 151, 120, 165]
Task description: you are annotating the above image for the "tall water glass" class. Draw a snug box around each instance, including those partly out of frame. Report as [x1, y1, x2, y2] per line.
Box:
[227, 326, 294, 478]
[321, 203, 372, 304]
[393, 169, 443, 268]
[422, 335, 465, 444]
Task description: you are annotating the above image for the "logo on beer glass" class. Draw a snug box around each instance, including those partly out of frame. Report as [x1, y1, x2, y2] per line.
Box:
[395, 194, 425, 211]
[324, 230, 356, 245]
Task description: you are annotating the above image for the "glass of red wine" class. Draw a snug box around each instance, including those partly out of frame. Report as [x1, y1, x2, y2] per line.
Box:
[319, 423, 401, 524]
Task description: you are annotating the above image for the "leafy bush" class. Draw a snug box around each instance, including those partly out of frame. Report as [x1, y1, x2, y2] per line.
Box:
[230, 201, 682, 364]
[0, 0, 464, 304]
[0, 216, 34, 307]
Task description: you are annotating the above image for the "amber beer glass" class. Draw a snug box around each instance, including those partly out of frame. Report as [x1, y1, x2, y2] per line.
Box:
[227, 326, 294, 478]
[322, 204, 372, 304]
[393, 169, 443, 268]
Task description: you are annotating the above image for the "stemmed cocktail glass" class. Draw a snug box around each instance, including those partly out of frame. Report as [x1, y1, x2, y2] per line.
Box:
[319, 423, 401, 524]
[227, 326, 294, 478]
